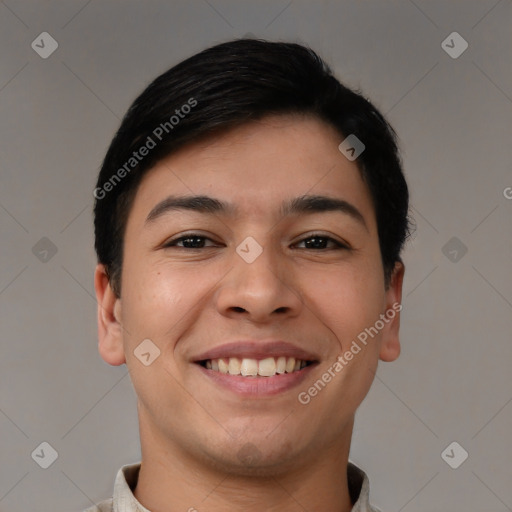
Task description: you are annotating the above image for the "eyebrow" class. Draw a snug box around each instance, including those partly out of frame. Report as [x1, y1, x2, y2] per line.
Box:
[145, 194, 368, 230]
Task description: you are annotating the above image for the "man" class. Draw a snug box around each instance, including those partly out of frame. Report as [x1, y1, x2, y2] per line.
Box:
[89, 38, 411, 511]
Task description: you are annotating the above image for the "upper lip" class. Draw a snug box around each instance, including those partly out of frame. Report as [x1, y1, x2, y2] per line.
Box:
[192, 340, 319, 363]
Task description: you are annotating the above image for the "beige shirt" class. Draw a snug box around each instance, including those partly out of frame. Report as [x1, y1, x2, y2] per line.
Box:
[84, 461, 382, 512]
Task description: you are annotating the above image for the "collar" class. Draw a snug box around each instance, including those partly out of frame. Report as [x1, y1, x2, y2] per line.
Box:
[110, 461, 380, 512]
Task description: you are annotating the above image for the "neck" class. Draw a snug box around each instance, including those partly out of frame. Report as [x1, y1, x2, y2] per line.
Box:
[133, 412, 355, 512]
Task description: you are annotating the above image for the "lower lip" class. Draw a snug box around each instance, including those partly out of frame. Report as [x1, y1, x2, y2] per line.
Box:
[195, 363, 317, 397]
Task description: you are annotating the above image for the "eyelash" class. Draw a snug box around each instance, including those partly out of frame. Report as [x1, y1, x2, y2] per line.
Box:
[163, 233, 350, 251]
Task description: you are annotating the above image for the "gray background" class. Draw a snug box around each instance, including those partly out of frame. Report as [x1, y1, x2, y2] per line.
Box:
[1, 1, 511, 511]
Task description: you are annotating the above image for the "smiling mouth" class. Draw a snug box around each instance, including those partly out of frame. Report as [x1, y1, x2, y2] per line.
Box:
[197, 356, 314, 377]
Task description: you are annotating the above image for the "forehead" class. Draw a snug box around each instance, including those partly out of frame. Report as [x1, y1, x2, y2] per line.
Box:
[127, 114, 376, 229]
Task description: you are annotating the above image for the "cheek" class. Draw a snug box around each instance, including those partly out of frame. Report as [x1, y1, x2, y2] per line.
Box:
[121, 255, 226, 356]
[308, 262, 385, 349]
[120, 251, 189, 338]
[119, 262, 195, 415]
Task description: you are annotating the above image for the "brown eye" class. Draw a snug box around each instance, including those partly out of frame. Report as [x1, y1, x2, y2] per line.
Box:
[295, 234, 349, 250]
[163, 234, 218, 249]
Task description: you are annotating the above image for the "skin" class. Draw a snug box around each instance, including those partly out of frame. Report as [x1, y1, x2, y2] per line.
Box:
[94, 114, 404, 512]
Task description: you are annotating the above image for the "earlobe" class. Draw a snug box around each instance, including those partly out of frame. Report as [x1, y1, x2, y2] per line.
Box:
[379, 261, 405, 363]
[94, 264, 126, 366]
[379, 334, 401, 362]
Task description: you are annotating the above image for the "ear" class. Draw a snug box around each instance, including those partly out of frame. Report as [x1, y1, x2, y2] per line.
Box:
[379, 261, 405, 362]
[94, 264, 126, 366]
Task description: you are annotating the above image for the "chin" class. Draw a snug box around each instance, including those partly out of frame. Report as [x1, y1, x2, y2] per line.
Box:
[204, 446, 300, 478]
[207, 434, 303, 475]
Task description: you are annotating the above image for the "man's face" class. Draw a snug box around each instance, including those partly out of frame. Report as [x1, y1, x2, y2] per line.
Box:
[95, 114, 403, 474]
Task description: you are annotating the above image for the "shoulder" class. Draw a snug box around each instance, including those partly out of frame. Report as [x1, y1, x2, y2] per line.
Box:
[82, 497, 113, 511]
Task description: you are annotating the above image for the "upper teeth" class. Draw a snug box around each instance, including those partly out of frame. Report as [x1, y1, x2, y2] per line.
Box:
[204, 356, 308, 377]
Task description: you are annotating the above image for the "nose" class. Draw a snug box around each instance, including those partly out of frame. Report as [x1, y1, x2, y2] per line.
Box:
[215, 241, 303, 324]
